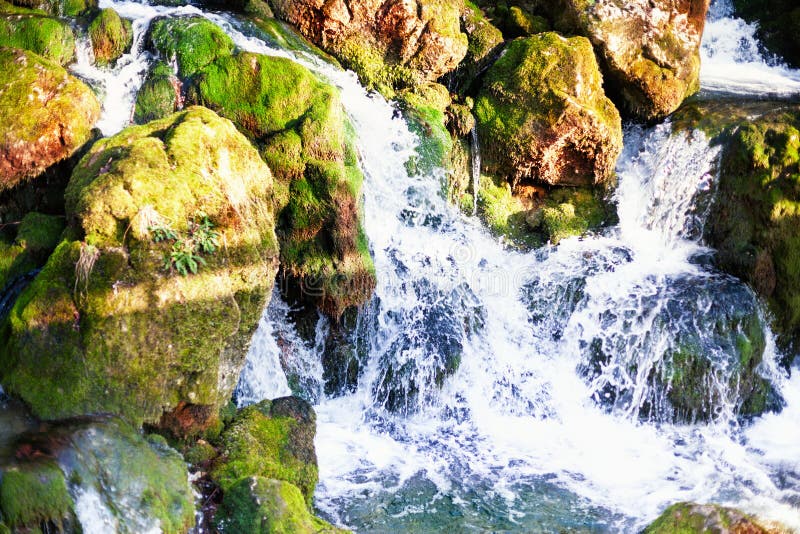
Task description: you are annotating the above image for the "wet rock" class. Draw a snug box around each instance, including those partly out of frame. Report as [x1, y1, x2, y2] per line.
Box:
[0, 48, 100, 190]
[442, 0, 504, 95]
[0, 107, 280, 432]
[133, 61, 182, 124]
[88, 7, 132, 67]
[270, 0, 468, 94]
[732, 0, 800, 69]
[147, 15, 235, 78]
[0, 459, 77, 533]
[546, 0, 710, 120]
[475, 33, 623, 188]
[0, 6, 75, 65]
[6, 0, 95, 17]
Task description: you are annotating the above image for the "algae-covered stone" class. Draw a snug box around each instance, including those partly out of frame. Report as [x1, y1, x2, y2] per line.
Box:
[476, 33, 622, 187]
[0, 107, 280, 431]
[0, 211, 64, 290]
[0, 48, 100, 190]
[704, 106, 800, 354]
[88, 8, 132, 66]
[643, 502, 774, 533]
[211, 397, 318, 504]
[148, 15, 235, 77]
[443, 0, 504, 95]
[186, 49, 376, 317]
[0, 459, 77, 532]
[270, 0, 468, 94]
[732, 0, 800, 69]
[133, 61, 181, 124]
[546, 0, 709, 120]
[7, 0, 95, 16]
[215, 477, 345, 534]
[0, 12, 75, 65]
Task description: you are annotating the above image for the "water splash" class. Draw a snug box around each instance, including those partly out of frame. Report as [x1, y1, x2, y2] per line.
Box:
[701, 0, 800, 96]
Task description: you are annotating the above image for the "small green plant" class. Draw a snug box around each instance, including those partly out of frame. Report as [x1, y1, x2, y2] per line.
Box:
[150, 214, 221, 276]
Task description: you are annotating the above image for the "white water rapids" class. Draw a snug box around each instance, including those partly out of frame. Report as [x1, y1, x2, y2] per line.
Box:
[63, 0, 800, 531]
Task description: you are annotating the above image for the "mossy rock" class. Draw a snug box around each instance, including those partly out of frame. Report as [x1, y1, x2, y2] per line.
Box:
[6, 0, 95, 16]
[545, 0, 707, 120]
[732, 0, 800, 69]
[0, 107, 280, 432]
[0, 211, 64, 290]
[147, 15, 235, 78]
[443, 1, 504, 95]
[215, 477, 346, 534]
[133, 61, 180, 124]
[703, 105, 800, 355]
[643, 502, 775, 533]
[476, 174, 539, 248]
[0, 48, 100, 191]
[0, 12, 75, 65]
[211, 397, 318, 505]
[400, 83, 454, 176]
[88, 7, 132, 67]
[185, 47, 376, 317]
[0, 460, 77, 532]
[505, 6, 548, 37]
[533, 186, 614, 245]
[475, 33, 622, 187]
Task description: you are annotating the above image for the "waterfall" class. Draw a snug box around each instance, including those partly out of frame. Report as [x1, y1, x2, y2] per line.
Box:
[51, 0, 800, 531]
[470, 126, 480, 216]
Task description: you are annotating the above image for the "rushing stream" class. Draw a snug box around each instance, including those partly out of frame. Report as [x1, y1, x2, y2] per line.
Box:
[40, 0, 800, 530]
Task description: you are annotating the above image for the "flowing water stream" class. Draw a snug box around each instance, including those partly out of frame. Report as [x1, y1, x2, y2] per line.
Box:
[15, 0, 800, 530]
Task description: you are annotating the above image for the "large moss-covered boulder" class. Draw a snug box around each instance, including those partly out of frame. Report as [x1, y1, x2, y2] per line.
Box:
[475, 33, 622, 187]
[270, 0, 468, 94]
[184, 48, 375, 317]
[211, 397, 318, 504]
[732, 0, 800, 69]
[643, 502, 776, 533]
[0, 8, 75, 65]
[0, 48, 99, 190]
[147, 15, 235, 78]
[546, 0, 709, 120]
[704, 106, 800, 354]
[0, 107, 280, 431]
[88, 8, 132, 66]
[215, 477, 345, 534]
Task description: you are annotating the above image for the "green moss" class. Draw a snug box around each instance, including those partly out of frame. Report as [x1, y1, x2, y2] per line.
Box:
[538, 188, 610, 244]
[507, 6, 548, 36]
[133, 61, 178, 124]
[403, 98, 454, 176]
[0, 13, 75, 64]
[476, 175, 538, 248]
[211, 400, 317, 505]
[643, 503, 770, 533]
[0, 1, 46, 14]
[148, 16, 235, 77]
[0, 461, 74, 530]
[215, 477, 345, 534]
[4, 0, 94, 16]
[88, 8, 132, 66]
[251, 17, 339, 66]
[0, 212, 65, 289]
[0, 107, 281, 429]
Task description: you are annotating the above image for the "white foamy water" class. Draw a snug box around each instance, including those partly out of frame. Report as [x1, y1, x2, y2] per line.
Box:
[701, 0, 800, 96]
[74, 1, 800, 531]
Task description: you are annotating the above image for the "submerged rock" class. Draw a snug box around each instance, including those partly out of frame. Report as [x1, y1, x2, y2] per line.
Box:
[643, 502, 777, 533]
[0, 6, 76, 65]
[546, 0, 710, 120]
[0, 107, 280, 432]
[88, 7, 132, 66]
[269, 0, 468, 93]
[0, 48, 100, 190]
[476, 33, 622, 188]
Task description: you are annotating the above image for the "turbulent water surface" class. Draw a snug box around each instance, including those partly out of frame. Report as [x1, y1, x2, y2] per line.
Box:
[19, 0, 800, 530]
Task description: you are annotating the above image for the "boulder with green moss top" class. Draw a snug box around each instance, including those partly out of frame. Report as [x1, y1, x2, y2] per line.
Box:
[476, 33, 622, 188]
[0, 459, 78, 532]
[88, 8, 132, 66]
[443, 0, 504, 95]
[703, 106, 800, 355]
[6, 0, 95, 16]
[211, 397, 318, 504]
[215, 477, 346, 534]
[147, 15, 235, 78]
[545, 0, 709, 120]
[0, 10, 75, 65]
[732, 0, 800, 69]
[0, 48, 100, 190]
[0, 211, 64, 290]
[133, 61, 181, 124]
[270, 0, 468, 94]
[0, 107, 281, 433]
[643, 502, 778, 533]
[184, 47, 375, 317]
[399, 83, 454, 175]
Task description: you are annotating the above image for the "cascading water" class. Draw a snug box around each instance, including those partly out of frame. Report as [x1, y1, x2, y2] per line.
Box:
[35, 0, 800, 530]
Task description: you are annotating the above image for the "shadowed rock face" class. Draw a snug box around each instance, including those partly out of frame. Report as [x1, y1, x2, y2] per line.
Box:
[270, 0, 468, 87]
[475, 33, 623, 188]
[547, 0, 710, 121]
[0, 48, 99, 191]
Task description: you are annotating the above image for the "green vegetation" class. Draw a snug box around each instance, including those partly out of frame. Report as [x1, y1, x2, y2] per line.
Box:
[0, 461, 75, 531]
[133, 61, 179, 124]
[0, 212, 64, 289]
[0, 12, 75, 65]
[148, 16, 235, 77]
[643, 503, 770, 533]
[88, 8, 132, 66]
